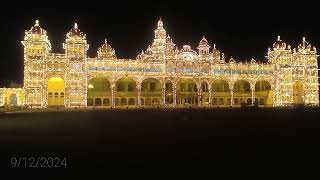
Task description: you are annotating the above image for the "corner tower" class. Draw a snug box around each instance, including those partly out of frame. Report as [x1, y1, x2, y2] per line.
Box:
[22, 20, 51, 108]
[63, 23, 89, 107]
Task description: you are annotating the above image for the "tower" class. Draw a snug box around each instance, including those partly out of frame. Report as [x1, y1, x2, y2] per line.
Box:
[197, 36, 210, 59]
[22, 20, 51, 108]
[63, 23, 89, 107]
[293, 37, 319, 105]
[150, 18, 167, 62]
[267, 36, 293, 106]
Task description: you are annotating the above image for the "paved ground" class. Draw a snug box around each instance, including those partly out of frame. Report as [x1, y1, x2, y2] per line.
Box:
[0, 108, 320, 177]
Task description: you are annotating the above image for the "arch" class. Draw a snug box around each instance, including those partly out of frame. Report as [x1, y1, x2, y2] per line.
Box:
[47, 77, 65, 106]
[141, 78, 162, 107]
[247, 98, 252, 105]
[176, 79, 198, 106]
[128, 98, 135, 105]
[115, 98, 120, 106]
[234, 98, 239, 105]
[116, 77, 137, 92]
[140, 98, 145, 106]
[259, 98, 265, 105]
[120, 98, 127, 106]
[152, 98, 159, 106]
[201, 81, 209, 106]
[234, 80, 251, 93]
[103, 98, 110, 106]
[233, 80, 251, 106]
[212, 80, 230, 106]
[219, 98, 224, 105]
[293, 81, 304, 104]
[95, 98, 102, 106]
[165, 80, 174, 105]
[255, 80, 272, 106]
[9, 94, 17, 106]
[116, 77, 137, 107]
[87, 98, 94, 106]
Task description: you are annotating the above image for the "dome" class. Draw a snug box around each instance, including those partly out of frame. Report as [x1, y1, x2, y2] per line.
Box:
[180, 45, 197, 54]
[272, 35, 287, 49]
[29, 20, 45, 35]
[199, 36, 209, 46]
[97, 39, 116, 59]
[67, 23, 85, 39]
[298, 37, 312, 50]
[229, 57, 236, 63]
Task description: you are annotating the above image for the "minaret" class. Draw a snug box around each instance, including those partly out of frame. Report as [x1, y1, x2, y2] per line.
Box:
[63, 23, 89, 108]
[22, 20, 51, 108]
[150, 18, 167, 61]
[197, 36, 210, 55]
[294, 37, 319, 105]
[268, 35, 293, 106]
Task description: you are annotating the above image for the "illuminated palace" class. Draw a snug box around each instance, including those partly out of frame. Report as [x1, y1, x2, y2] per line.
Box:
[0, 19, 319, 108]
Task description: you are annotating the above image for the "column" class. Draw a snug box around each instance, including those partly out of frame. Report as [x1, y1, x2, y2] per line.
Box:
[111, 85, 115, 108]
[162, 85, 166, 106]
[208, 87, 212, 107]
[137, 84, 141, 108]
[198, 87, 202, 106]
[251, 88, 255, 105]
[230, 88, 234, 107]
[173, 84, 177, 107]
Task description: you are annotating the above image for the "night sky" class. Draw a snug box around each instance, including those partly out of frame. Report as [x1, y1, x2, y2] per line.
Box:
[0, 2, 319, 85]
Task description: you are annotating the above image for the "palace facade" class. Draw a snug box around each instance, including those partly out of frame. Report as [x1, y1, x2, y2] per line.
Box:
[0, 19, 319, 108]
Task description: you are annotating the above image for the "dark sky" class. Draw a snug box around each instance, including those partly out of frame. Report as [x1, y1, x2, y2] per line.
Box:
[0, 1, 319, 85]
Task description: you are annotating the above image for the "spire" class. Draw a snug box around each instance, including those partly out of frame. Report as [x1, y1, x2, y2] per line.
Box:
[277, 35, 281, 41]
[74, 23, 78, 29]
[35, 20, 39, 27]
[158, 17, 163, 28]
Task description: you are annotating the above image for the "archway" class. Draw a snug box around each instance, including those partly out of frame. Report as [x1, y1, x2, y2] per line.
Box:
[116, 77, 137, 107]
[234, 80, 251, 106]
[165, 81, 174, 106]
[87, 77, 111, 107]
[141, 78, 162, 107]
[293, 81, 304, 104]
[212, 80, 230, 106]
[47, 77, 65, 106]
[9, 94, 17, 106]
[201, 81, 209, 106]
[255, 80, 272, 106]
[176, 79, 198, 107]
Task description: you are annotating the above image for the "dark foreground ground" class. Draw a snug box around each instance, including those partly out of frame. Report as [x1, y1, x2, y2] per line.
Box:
[1, 107, 320, 177]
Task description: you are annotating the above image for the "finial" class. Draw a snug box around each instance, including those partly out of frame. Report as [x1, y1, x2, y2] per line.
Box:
[74, 23, 78, 29]
[157, 17, 163, 28]
[35, 20, 39, 26]
[104, 38, 108, 44]
[213, 44, 216, 49]
[203, 35, 205, 39]
[277, 35, 281, 41]
[303, 37, 306, 42]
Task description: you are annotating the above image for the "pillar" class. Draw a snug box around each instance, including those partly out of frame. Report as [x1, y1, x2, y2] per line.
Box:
[173, 84, 177, 107]
[111, 85, 115, 108]
[137, 84, 141, 108]
[230, 88, 234, 106]
[198, 86, 202, 106]
[252, 88, 255, 105]
[208, 87, 212, 107]
[162, 85, 166, 106]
